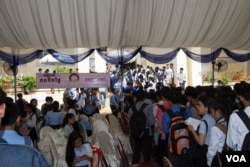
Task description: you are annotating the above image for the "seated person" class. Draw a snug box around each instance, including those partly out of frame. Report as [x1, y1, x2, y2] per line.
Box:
[62, 113, 75, 139]
[0, 101, 33, 146]
[66, 131, 93, 167]
[82, 99, 95, 117]
[24, 103, 38, 142]
[41, 96, 53, 115]
[0, 88, 49, 167]
[45, 101, 63, 129]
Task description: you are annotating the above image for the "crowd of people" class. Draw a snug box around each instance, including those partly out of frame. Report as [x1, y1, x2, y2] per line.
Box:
[110, 63, 186, 93]
[0, 88, 98, 167]
[0, 62, 249, 167]
[108, 64, 250, 167]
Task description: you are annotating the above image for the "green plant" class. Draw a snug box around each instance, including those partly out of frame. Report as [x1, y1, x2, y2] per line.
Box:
[0, 75, 14, 87]
[20, 76, 36, 92]
[221, 74, 229, 86]
[54, 65, 70, 73]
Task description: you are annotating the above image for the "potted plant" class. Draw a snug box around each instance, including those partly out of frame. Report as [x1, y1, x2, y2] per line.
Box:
[20, 76, 36, 94]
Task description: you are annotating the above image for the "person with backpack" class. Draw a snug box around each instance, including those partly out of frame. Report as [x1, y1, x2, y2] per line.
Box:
[185, 86, 202, 120]
[188, 95, 216, 167]
[207, 98, 231, 167]
[128, 89, 155, 164]
[162, 89, 191, 167]
[227, 83, 250, 151]
[155, 87, 171, 167]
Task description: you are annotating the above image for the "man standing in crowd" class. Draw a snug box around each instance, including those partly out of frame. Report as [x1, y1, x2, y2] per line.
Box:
[165, 64, 173, 87]
[110, 88, 120, 113]
[128, 90, 155, 164]
[99, 87, 107, 108]
[75, 88, 87, 111]
[170, 63, 175, 86]
[185, 86, 201, 120]
[227, 83, 250, 151]
[177, 67, 186, 89]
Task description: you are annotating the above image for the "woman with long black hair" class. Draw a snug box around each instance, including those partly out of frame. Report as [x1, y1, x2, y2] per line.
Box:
[65, 131, 93, 167]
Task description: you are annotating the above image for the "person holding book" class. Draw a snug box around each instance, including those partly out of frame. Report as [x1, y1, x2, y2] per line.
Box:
[188, 95, 216, 167]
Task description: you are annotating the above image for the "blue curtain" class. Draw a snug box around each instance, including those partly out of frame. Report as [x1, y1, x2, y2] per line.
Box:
[0, 48, 250, 65]
[182, 48, 223, 63]
[47, 49, 95, 64]
[140, 48, 180, 64]
[96, 47, 142, 64]
[222, 48, 250, 62]
[0, 50, 43, 65]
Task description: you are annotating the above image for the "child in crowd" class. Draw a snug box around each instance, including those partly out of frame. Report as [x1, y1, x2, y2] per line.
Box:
[68, 99, 79, 121]
[82, 98, 95, 117]
[24, 103, 38, 143]
[62, 113, 75, 139]
[66, 131, 93, 167]
[188, 95, 216, 167]
[207, 98, 230, 167]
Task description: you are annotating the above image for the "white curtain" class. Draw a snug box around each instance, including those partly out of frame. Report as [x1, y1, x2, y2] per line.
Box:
[0, 0, 249, 50]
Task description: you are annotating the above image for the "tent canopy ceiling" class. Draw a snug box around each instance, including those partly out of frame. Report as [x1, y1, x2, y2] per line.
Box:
[0, 0, 249, 51]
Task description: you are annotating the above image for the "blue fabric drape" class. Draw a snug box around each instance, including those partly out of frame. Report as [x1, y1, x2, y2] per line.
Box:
[96, 47, 142, 64]
[1, 48, 250, 65]
[222, 48, 250, 62]
[182, 48, 223, 63]
[47, 49, 95, 64]
[0, 50, 43, 65]
[140, 48, 180, 64]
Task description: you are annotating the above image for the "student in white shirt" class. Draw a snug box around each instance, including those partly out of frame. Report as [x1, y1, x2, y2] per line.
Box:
[207, 98, 230, 167]
[75, 88, 87, 110]
[188, 95, 216, 167]
[165, 64, 172, 86]
[227, 83, 250, 151]
[177, 67, 186, 89]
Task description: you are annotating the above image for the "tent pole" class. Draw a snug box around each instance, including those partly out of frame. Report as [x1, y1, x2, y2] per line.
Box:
[212, 61, 215, 87]
[11, 48, 18, 102]
[119, 47, 124, 112]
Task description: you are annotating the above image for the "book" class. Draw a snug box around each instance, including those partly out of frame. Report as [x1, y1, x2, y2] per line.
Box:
[185, 117, 201, 130]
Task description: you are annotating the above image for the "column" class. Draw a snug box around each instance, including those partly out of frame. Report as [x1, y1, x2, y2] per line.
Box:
[94, 50, 106, 73]
[176, 49, 188, 86]
[77, 48, 90, 73]
[186, 48, 203, 86]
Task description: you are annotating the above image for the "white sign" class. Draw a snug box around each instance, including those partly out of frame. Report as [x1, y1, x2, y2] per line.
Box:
[36, 73, 110, 88]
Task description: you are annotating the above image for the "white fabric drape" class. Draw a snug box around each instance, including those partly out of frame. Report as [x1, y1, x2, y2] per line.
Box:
[0, 0, 249, 50]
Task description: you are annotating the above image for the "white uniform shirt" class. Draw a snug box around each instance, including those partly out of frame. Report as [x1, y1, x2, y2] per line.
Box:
[177, 73, 186, 84]
[227, 106, 250, 151]
[165, 68, 173, 83]
[207, 118, 227, 166]
[75, 92, 87, 108]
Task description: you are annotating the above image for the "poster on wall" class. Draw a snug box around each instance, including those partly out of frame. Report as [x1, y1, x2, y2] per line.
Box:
[36, 73, 110, 88]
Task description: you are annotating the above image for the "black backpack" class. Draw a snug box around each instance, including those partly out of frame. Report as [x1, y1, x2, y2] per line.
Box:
[130, 103, 148, 139]
[237, 111, 250, 151]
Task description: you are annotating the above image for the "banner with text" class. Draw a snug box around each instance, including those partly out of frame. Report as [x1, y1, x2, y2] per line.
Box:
[36, 73, 110, 88]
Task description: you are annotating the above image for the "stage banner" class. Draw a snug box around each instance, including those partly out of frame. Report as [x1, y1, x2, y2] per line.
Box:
[36, 73, 110, 88]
